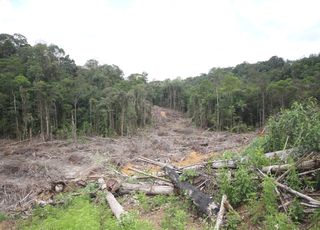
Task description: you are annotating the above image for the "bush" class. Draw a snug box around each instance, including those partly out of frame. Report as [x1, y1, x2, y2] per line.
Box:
[218, 166, 256, 206]
[265, 98, 320, 152]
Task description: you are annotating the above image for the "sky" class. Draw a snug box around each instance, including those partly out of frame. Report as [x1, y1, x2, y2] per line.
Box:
[1, 0, 320, 80]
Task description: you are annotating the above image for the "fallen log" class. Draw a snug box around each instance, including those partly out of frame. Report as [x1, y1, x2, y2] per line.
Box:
[261, 159, 320, 173]
[214, 195, 227, 230]
[164, 166, 219, 216]
[119, 183, 174, 195]
[98, 178, 126, 220]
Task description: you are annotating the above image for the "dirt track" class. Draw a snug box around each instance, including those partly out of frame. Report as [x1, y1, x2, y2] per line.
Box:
[0, 106, 255, 212]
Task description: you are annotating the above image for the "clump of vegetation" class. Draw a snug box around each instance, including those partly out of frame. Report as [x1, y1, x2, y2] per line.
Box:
[179, 169, 199, 183]
[225, 210, 241, 230]
[0, 212, 7, 222]
[218, 166, 256, 206]
[265, 99, 320, 152]
[161, 206, 188, 230]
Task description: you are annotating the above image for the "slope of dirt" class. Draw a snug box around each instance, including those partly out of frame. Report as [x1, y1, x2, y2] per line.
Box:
[0, 106, 254, 213]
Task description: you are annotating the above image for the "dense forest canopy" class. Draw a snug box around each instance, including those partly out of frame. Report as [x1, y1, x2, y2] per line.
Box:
[0, 33, 319, 139]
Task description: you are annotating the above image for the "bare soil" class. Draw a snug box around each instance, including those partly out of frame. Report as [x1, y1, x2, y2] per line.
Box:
[0, 106, 255, 213]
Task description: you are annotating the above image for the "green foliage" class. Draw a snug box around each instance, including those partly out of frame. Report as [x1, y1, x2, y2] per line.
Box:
[264, 213, 296, 230]
[265, 99, 320, 152]
[218, 168, 233, 202]
[242, 136, 267, 157]
[135, 193, 178, 213]
[310, 208, 320, 229]
[0, 212, 7, 222]
[225, 210, 241, 230]
[286, 164, 302, 191]
[161, 206, 187, 230]
[232, 166, 256, 205]
[20, 194, 155, 230]
[218, 166, 256, 206]
[119, 212, 154, 230]
[262, 176, 277, 214]
[179, 169, 199, 182]
[21, 196, 107, 230]
[246, 147, 270, 168]
[288, 199, 304, 223]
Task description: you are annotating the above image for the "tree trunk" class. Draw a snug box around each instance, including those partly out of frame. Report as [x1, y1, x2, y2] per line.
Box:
[13, 93, 20, 140]
[216, 87, 220, 131]
[98, 178, 126, 220]
[261, 159, 320, 173]
[164, 166, 219, 216]
[214, 194, 227, 230]
[262, 91, 265, 126]
[71, 113, 77, 145]
[45, 102, 49, 140]
[120, 108, 125, 136]
[119, 183, 174, 195]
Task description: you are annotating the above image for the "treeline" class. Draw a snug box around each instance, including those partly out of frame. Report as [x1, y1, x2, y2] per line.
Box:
[150, 56, 320, 132]
[0, 33, 152, 139]
[1, 33, 320, 139]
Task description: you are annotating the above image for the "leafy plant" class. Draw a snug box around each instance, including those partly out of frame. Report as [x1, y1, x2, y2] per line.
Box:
[262, 176, 277, 215]
[232, 166, 256, 205]
[288, 199, 304, 223]
[264, 213, 296, 230]
[179, 169, 199, 182]
[225, 210, 241, 230]
[161, 206, 187, 230]
[265, 99, 320, 152]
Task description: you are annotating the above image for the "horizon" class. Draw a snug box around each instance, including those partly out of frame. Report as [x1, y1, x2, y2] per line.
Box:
[1, 0, 320, 80]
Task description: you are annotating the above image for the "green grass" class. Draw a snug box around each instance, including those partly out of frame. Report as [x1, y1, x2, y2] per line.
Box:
[19, 195, 154, 230]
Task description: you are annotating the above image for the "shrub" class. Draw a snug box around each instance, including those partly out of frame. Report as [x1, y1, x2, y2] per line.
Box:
[265, 98, 320, 152]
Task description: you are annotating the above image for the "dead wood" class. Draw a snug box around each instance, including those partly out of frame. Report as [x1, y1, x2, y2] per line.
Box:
[164, 166, 219, 216]
[137, 156, 177, 169]
[261, 159, 320, 174]
[257, 170, 320, 207]
[298, 168, 320, 176]
[98, 178, 126, 220]
[214, 194, 227, 230]
[276, 152, 314, 182]
[264, 148, 297, 160]
[119, 183, 174, 195]
[127, 166, 171, 183]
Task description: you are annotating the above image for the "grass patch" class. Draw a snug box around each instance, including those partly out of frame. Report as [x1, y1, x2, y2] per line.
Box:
[19, 193, 154, 230]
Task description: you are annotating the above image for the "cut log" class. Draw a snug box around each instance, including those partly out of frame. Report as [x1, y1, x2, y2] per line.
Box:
[212, 160, 238, 169]
[98, 178, 126, 220]
[262, 159, 320, 173]
[264, 148, 297, 160]
[105, 191, 126, 220]
[214, 195, 227, 230]
[164, 166, 219, 216]
[119, 183, 174, 195]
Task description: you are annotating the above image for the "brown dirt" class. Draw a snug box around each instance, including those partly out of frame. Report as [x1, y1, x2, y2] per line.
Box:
[0, 106, 255, 213]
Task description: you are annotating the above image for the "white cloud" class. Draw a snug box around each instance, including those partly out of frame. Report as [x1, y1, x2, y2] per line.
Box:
[1, 0, 320, 80]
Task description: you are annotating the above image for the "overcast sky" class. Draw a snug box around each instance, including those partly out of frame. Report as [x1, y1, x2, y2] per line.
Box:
[1, 0, 320, 80]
